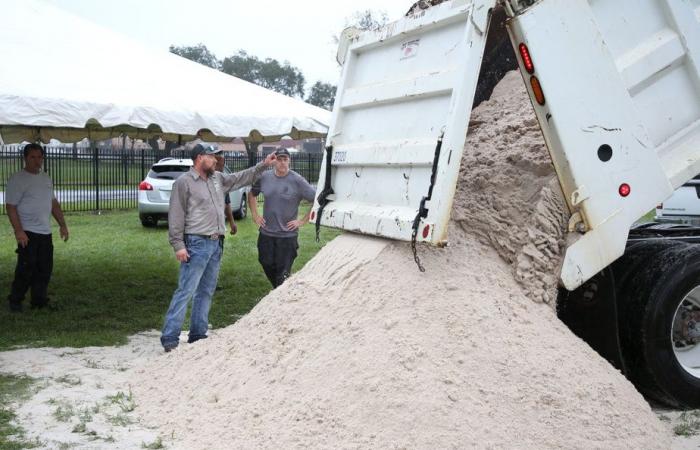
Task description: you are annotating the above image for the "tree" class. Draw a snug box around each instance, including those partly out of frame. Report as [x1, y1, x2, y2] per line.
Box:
[333, 9, 390, 66]
[221, 51, 306, 98]
[334, 9, 390, 46]
[169, 43, 220, 70]
[306, 81, 336, 110]
[347, 9, 389, 32]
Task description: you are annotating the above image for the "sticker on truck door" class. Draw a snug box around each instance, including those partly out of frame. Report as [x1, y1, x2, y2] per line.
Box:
[332, 151, 347, 163]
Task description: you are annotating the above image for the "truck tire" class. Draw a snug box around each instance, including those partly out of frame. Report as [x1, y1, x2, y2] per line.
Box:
[618, 242, 700, 408]
[612, 240, 684, 290]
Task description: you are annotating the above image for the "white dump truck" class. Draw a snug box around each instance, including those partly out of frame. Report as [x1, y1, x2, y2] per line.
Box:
[311, 0, 700, 408]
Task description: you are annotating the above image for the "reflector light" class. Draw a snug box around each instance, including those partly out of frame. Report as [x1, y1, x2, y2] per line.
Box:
[619, 183, 631, 197]
[530, 76, 545, 106]
[310, 211, 316, 221]
[518, 43, 534, 74]
[422, 225, 430, 239]
[138, 181, 153, 191]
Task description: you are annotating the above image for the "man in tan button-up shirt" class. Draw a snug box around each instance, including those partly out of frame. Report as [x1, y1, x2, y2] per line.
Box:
[161, 144, 275, 352]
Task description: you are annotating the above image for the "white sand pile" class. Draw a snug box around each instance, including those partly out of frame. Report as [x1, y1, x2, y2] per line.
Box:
[452, 71, 569, 305]
[132, 71, 668, 449]
[133, 233, 667, 449]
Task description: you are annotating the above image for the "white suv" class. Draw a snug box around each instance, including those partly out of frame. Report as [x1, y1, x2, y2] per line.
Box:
[138, 157, 248, 227]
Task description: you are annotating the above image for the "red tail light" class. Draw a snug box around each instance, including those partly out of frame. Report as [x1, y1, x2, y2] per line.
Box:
[139, 181, 153, 191]
[518, 43, 535, 74]
[619, 183, 631, 197]
[656, 203, 663, 209]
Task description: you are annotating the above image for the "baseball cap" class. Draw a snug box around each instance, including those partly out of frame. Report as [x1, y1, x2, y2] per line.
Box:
[275, 148, 291, 157]
[191, 143, 221, 160]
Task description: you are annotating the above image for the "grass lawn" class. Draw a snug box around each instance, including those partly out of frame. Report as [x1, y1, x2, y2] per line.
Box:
[0, 209, 339, 350]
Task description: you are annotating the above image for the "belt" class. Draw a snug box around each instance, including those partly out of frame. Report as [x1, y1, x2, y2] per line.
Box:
[187, 233, 224, 240]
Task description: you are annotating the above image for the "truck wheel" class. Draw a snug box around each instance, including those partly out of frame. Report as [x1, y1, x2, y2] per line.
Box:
[612, 240, 684, 289]
[619, 242, 700, 408]
[233, 197, 247, 220]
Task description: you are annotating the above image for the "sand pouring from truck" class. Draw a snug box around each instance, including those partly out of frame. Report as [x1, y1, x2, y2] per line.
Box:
[311, 0, 700, 408]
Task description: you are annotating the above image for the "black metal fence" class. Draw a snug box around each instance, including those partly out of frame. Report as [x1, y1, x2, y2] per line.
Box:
[0, 145, 323, 214]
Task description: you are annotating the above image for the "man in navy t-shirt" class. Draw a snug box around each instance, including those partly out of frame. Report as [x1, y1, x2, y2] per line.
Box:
[248, 148, 316, 287]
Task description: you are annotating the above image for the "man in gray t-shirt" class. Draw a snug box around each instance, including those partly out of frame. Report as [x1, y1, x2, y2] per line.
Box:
[248, 148, 316, 287]
[5, 143, 69, 312]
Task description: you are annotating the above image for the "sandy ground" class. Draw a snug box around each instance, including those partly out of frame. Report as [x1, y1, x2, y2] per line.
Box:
[0, 331, 180, 449]
[0, 331, 697, 449]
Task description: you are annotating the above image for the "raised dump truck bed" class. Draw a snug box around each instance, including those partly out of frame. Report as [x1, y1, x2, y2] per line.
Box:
[312, 0, 700, 291]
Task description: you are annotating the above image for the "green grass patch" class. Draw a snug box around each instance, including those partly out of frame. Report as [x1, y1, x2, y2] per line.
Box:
[0, 374, 42, 449]
[105, 390, 136, 413]
[674, 410, 700, 437]
[142, 437, 165, 449]
[55, 375, 81, 386]
[52, 402, 76, 423]
[0, 209, 339, 350]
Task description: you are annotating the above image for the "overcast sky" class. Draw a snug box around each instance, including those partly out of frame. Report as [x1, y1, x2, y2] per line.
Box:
[44, 0, 411, 91]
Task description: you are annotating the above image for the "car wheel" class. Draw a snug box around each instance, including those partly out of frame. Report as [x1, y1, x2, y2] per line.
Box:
[234, 196, 247, 220]
[139, 214, 157, 227]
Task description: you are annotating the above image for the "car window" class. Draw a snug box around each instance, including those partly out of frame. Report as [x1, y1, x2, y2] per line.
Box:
[148, 165, 190, 180]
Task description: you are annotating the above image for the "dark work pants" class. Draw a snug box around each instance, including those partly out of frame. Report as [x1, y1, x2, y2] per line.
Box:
[8, 231, 54, 307]
[257, 233, 298, 288]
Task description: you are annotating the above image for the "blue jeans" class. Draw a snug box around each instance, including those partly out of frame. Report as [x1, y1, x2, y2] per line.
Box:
[161, 235, 222, 349]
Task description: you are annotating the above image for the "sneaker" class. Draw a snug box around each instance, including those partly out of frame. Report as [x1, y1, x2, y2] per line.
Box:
[187, 335, 208, 344]
[163, 345, 177, 353]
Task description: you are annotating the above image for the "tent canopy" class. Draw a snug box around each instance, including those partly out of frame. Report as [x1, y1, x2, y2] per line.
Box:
[0, 0, 331, 144]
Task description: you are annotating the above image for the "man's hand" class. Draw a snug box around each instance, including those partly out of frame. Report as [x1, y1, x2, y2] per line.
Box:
[59, 225, 69, 242]
[175, 248, 190, 262]
[15, 230, 29, 248]
[230, 222, 238, 235]
[286, 219, 306, 231]
[253, 214, 266, 228]
[263, 153, 277, 166]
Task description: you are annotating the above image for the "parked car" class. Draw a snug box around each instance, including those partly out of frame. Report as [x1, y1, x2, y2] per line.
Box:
[138, 157, 248, 227]
[655, 174, 700, 224]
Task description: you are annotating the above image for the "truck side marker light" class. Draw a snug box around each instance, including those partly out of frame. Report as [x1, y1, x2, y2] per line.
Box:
[530, 76, 545, 106]
[422, 225, 430, 239]
[598, 144, 613, 162]
[518, 43, 534, 74]
[311, 210, 316, 221]
[619, 183, 631, 197]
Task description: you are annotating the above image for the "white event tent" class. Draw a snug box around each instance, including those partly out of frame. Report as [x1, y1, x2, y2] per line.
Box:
[0, 0, 331, 145]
